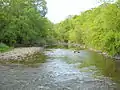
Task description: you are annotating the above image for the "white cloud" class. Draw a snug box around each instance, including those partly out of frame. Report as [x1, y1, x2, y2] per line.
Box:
[46, 0, 100, 23]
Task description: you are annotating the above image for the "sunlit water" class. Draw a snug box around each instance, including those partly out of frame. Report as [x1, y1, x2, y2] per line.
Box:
[0, 47, 120, 90]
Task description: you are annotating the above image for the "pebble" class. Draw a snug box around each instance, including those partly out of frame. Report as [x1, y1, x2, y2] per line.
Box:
[0, 47, 43, 60]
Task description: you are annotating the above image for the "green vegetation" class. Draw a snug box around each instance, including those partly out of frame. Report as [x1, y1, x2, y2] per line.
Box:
[0, 43, 12, 52]
[0, 0, 120, 57]
[0, 0, 54, 47]
[54, 1, 120, 56]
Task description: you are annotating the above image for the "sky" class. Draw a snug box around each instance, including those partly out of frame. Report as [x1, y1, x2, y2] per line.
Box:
[46, 0, 101, 23]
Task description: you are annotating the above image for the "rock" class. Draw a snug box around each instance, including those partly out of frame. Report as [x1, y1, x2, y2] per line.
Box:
[74, 51, 80, 53]
[114, 55, 120, 60]
[0, 47, 43, 61]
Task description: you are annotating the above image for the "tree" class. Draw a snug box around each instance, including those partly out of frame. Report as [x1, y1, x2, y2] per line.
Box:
[0, 0, 53, 46]
[54, 1, 120, 56]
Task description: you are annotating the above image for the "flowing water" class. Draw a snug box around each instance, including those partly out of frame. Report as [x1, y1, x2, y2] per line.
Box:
[0, 47, 120, 90]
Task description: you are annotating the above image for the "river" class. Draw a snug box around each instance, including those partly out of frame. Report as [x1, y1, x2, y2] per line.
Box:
[0, 46, 120, 90]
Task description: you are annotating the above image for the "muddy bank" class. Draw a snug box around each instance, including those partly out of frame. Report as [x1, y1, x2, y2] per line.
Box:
[0, 47, 44, 61]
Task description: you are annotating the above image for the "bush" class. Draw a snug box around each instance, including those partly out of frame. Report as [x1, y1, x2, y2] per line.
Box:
[0, 43, 10, 52]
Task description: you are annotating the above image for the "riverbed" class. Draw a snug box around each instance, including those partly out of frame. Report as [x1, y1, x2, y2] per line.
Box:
[0, 47, 120, 90]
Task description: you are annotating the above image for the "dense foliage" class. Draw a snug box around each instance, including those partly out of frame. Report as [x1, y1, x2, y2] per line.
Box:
[0, 0, 54, 46]
[54, 1, 120, 56]
[1, 0, 120, 56]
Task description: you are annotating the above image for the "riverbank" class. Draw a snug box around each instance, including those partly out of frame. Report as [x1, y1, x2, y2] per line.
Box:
[88, 48, 120, 60]
[0, 47, 44, 61]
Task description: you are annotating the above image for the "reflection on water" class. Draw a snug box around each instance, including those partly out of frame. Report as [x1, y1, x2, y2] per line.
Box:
[46, 48, 120, 89]
[46, 48, 120, 88]
[78, 51, 120, 84]
[0, 46, 120, 90]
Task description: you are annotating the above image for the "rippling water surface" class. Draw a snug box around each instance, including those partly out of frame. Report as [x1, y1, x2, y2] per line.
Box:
[0, 47, 120, 90]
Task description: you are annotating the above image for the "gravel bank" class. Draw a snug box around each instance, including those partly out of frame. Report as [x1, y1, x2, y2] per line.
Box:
[0, 47, 43, 60]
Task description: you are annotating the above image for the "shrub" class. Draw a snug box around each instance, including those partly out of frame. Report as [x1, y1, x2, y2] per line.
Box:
[0, 43, 10, 52]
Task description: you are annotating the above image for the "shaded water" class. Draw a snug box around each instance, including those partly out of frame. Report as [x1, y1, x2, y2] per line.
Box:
[0, 46, 120, 90]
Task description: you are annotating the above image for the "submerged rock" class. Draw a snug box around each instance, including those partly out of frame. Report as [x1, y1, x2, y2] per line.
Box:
[74, 51, 80, 53]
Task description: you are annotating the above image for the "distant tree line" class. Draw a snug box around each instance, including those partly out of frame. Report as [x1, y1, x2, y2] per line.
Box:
[54, 1, 120, 56]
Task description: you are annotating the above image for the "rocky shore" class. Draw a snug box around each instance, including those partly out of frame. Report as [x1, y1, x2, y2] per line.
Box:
[0, 47, 43, 60]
